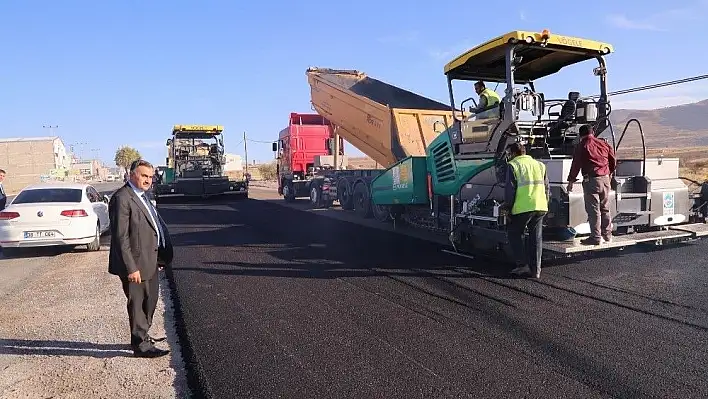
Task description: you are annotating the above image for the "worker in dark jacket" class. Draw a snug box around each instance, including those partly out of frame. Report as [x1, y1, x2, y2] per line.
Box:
[0, 169, 6, 210]
[566, 124, 617, 245]
[502, 143, 550, 279]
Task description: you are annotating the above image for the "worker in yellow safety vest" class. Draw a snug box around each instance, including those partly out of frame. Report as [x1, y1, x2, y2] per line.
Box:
[471, 81, 501, 115]
[501, 142, 550, 279]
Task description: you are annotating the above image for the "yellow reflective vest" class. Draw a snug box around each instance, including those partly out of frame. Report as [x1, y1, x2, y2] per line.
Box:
[508, 155, 548, 215]
[480, 88, 501, 108]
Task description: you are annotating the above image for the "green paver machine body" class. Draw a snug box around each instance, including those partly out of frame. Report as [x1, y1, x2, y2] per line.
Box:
[367, 29, 708, 259]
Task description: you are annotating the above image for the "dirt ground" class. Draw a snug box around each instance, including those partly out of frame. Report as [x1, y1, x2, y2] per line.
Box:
[0, 241, 190, 399]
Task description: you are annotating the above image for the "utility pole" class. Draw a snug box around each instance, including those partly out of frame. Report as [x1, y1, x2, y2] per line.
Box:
[42, 125, 59, 136]
[243, 131, 248, 177]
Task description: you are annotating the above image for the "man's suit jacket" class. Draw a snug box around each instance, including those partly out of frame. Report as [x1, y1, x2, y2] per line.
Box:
[108, 183, 172, 281]
[0, 185, 6, 210]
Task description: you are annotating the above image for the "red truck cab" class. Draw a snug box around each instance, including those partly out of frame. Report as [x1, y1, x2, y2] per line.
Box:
[274, 112, 344, 200]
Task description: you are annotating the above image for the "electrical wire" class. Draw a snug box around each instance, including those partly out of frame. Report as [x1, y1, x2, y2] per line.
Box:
[588, 74, 708, 99]
[246, 138, 275, 144]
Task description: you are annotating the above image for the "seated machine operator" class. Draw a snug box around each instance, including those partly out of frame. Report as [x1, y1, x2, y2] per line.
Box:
[548, 91, 580, 141]
[470, 81, 501, 118]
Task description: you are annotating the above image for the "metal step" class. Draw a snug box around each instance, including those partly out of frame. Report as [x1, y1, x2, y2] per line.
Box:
[543, 227, 696, 254]
[667, 222, 708, 237]
[618, 193, 649, 199]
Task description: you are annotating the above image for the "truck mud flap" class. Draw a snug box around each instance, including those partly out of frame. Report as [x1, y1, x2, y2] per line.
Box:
[542, 224, 707, 254]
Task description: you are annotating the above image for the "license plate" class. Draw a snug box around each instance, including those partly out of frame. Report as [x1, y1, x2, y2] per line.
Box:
[24, 231, 56, 239]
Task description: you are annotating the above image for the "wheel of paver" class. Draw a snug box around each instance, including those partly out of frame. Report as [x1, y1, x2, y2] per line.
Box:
[86, 223, 101, 251]
[352, 182, 372, 218]
[372, 204, 391, 222]
[337, 178, 354, 210]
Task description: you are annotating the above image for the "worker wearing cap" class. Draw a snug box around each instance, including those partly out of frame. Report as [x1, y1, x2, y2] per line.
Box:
[502, 142, 550, 279]
[566, 124, 617, 245]
[471, 81, 501, 118]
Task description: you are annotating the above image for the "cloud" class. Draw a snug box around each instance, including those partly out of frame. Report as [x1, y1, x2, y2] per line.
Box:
[606, 2, 705, 31]
[604, 14, 663, 31]
[427, 41, 475, 61]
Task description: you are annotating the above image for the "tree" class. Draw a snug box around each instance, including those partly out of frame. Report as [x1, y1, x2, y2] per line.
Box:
[114, 146, 142, 173]
[257, 161, 277, 181]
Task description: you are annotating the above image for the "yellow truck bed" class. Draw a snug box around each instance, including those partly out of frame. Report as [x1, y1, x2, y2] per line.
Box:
[306, 68, 456, 166]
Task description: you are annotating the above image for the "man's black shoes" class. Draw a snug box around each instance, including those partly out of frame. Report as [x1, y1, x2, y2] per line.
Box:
[134, 347, 170, 358]
[148, 335, 167, 344]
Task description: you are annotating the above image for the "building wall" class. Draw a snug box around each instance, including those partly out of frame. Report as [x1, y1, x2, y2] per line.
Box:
[224, 153, 243, 172]
[0, 138, 60, 193]
[71, 159, 102, 180]
[53, 139, 70, 169]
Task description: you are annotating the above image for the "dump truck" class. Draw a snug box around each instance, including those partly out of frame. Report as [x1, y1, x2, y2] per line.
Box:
[275, 68, 458, 212]
[153, 125, 248, 201]
[302, 30, 708, 261]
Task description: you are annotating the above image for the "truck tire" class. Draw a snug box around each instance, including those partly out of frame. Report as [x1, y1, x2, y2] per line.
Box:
[337, 178, 354, 210]
[352, 182, 372, 218]
[310, 185, 322, 208]
[310, 185, 332, 209]
[283, 182, 295, 202]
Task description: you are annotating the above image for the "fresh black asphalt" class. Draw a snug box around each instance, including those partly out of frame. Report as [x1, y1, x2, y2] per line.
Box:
[160, 196, 708, 399]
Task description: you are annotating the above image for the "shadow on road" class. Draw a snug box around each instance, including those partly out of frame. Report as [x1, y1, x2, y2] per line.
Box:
[0, 338, 133, 358]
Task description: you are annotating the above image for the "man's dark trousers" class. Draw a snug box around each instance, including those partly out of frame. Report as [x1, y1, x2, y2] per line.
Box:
[507, 211, 547, 274]
[121, 277, 159, 351]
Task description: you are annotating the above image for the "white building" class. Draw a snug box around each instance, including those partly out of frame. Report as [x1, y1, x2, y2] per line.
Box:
[224, 153, 244, 172]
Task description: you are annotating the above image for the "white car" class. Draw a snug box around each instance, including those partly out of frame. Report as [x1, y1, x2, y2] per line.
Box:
[0, 183, 111, 254]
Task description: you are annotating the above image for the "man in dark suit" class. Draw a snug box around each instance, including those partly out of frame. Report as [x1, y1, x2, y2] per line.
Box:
[0, 169, 7, 210]
[109, 159, 172, 358]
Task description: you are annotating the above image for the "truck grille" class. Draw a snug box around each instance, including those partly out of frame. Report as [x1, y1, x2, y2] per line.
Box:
[431, 141, 455, 182]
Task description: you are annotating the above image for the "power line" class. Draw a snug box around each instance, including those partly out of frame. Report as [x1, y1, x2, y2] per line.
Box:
[586, 73, 708, 99]
[246, 138, 274, 144]
[609, 74, 708, 97]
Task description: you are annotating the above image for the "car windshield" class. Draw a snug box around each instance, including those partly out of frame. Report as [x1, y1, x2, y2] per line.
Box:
[12, 188, 83, 204]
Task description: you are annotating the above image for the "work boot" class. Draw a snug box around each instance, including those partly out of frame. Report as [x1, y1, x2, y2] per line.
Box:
[580, 237, 602, 245]
[510, 264, 531, 277]
[530, 267, 541, 279]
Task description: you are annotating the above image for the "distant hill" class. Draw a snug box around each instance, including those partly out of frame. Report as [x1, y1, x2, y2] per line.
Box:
[607, 99, 708, 148]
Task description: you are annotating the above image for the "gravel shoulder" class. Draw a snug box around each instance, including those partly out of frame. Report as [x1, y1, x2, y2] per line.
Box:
[0, 239, 190, 398]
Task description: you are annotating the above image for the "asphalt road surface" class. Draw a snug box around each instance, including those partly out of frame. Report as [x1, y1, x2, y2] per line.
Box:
[161, 192, 708, 399]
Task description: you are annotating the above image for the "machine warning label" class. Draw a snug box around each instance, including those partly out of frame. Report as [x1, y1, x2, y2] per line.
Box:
[392, 163, 410, 190]
[662, 192, 675, 216]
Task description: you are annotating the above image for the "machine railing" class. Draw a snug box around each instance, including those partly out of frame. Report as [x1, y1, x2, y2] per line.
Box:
[615, 118, 647, 177]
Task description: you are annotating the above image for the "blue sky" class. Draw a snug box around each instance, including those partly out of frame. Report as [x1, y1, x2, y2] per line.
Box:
[1, 0, 707, 167]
